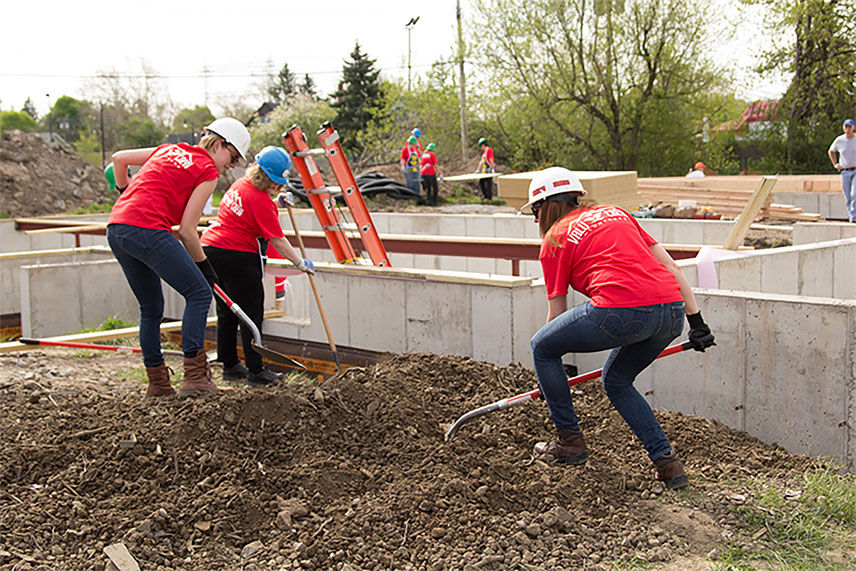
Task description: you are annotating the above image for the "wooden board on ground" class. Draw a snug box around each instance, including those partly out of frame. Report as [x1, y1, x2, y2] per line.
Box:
[441, 173, 502, 182]
[498, 170, 641, 211]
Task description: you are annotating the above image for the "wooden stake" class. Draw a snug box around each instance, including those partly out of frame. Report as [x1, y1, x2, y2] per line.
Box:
[722, 176, 778, 250]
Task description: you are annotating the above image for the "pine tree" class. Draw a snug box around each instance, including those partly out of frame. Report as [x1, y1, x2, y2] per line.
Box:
[330, 42, 381, 143]
[267, 63, 297, 104]
[299, 74, 317, 98]
[22, 97, 38, 120]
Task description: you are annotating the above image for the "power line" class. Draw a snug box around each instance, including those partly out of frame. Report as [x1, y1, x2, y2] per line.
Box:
[0, 61, 458, 81]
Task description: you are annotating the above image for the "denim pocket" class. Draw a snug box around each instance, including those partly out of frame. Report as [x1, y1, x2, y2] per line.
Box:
[670, 303, 686, 337]
[596, 306, 653, 340]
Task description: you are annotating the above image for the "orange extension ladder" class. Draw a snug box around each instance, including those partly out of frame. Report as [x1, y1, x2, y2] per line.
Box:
[282, 123, 390, 267]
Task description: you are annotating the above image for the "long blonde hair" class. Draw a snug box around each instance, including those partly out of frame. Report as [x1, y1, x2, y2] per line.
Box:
[245, 163, 280, 193]
[539, 196, 599, 246]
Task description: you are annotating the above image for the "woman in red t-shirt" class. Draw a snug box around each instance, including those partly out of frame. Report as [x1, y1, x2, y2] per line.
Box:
[524, 167, 715, 490]
[420, 143, 440, 206]
[201, 146, 314, 385]
[107, 117, 250, 397]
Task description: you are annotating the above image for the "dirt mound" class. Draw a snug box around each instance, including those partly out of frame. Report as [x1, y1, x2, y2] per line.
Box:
[0, 130, 114, 218]
[0, 350, 818, 570]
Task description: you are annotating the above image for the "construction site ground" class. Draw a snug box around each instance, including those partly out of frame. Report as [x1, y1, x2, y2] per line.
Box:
[2, 348, 851, 570]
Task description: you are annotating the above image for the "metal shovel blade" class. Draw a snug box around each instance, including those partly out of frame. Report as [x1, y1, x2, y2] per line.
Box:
[212, 283, 307, 371]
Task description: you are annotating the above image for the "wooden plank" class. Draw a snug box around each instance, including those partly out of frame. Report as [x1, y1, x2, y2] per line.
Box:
[0, 309, 284, 354]
[722, 176, 778, 250]
[103, 543, 140, 571]
[441, 173, 501, 182]
[25, 224, 108, 235]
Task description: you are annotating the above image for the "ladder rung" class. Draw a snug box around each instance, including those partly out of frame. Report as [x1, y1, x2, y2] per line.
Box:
[294, 148, 327, 157]
[306, 186, 341, 196]
[324, 222, 358, 232]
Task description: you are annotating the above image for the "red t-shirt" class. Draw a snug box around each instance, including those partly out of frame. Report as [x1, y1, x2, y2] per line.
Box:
[480, 146, 495, 173]
[540, 205, 682, 308]
[420, 151, 438, 176]
[109, 143, 219, 231]
[200, 177, 285, 254]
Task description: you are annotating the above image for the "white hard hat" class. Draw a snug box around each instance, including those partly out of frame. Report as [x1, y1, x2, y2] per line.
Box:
[522, 167, 586, 210]
[205, 117, 251, 161]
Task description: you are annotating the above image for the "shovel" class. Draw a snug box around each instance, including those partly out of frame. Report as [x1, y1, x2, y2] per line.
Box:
[212, 283, 307, 371]
[443, 341, 697, 442]
[279, 191, 343, 375]
[18, 337, 184, 356]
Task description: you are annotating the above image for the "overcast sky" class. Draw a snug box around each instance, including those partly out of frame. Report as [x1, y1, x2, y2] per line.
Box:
[1, 0, 787, 119]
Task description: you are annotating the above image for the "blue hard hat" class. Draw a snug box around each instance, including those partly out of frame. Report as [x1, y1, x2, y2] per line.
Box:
[412, 128, 421, 138]
[256, 146, 291, 185]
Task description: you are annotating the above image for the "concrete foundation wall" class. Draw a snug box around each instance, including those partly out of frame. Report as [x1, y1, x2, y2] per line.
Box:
[20, 259, 139, 338]
[678, 239, 856, 299]
[0, 247, 114, 316]
[793, 222, 856, 245]
[773, 191, 849, 220]
[0, 217, 109, 254]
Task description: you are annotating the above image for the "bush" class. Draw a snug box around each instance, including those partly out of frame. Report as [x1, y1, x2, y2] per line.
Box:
[0, 111, 38, 133]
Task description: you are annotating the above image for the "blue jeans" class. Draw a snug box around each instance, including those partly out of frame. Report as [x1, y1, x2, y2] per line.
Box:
[841, 169, 856, 222]
[530, 301, 685, 461]
[107, 224, 212, 366]
[404, 170, 422, 195]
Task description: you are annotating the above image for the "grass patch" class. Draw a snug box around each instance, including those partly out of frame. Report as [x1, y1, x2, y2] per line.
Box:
[67, 201, 114, 215]
[715, 465, 856, 569]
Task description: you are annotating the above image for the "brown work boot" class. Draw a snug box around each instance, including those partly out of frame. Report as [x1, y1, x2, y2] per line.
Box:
[145, 363, 175, 397]
[179, 349, 220, 396]
[654, 451, 689, 490]
[534, 428, 588, 465]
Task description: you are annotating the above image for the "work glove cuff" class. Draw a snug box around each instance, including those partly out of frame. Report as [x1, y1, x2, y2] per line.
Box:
[196, 259, 218, 286]
[686, 312, 705, 329]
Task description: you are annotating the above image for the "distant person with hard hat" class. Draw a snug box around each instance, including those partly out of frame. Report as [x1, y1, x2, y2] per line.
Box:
[686, 161, 707, 178]
[828, 118, 856, 222]
[201, 146, 315, 386]
[107, 117, 250, 398]
[420, 143, 440, 206]
[400, 134, 422, 195]
[522, 167, 715, 490]
[411, 127, 423, 155]
[477, 137, 495, 200]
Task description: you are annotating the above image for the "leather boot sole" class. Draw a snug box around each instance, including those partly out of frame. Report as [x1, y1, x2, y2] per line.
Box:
[664, 474, 689, 489]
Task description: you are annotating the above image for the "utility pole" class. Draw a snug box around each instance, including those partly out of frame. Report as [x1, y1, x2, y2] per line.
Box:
[456, 0, 469, 161]
[406, 17, 420, 91]
[99, 103, 106, 168]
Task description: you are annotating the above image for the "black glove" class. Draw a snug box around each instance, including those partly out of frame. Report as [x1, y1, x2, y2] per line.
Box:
[686, 312, 715, 352]
[196, 258, 218, 287]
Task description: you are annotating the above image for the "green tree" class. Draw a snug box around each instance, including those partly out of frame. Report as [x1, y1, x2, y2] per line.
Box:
[45, 95, 94, 142]
[330, 42, 382, 148]
[250, 94, 336, 149]
[470, 0, 724, 175]
[755, 0, 856, 171]
[171, 105, 215, 133]
[267, 63, 297, 104]
[299, 74, 317, 98]
[22, 98, 38, 120]
[120, 118, 166, 148]
[0, 110, 38, 132]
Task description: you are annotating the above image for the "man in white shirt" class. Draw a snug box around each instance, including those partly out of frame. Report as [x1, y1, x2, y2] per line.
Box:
[828, 118, 856, 223]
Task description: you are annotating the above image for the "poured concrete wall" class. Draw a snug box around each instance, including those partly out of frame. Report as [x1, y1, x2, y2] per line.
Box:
[678, 238, 856, 299]
[0, 247, 114, 316]
[793, 222, 856, 245]
[0, 217, 109, 254]
[773, 191, 849, 220]
[20, 259, 138, 338]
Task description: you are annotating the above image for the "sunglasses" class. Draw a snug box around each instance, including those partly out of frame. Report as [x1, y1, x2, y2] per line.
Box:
[531, 201, 544, 219]
[223, 142, 241, 166]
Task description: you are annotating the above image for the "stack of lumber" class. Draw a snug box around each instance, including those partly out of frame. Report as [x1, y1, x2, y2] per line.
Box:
[498, 170, 641, 211]
[637, 177, 822, 221]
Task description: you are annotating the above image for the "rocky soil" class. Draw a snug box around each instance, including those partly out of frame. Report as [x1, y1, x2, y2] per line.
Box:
[0, 130, 115, 218]
[0, 349, 836, 570]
